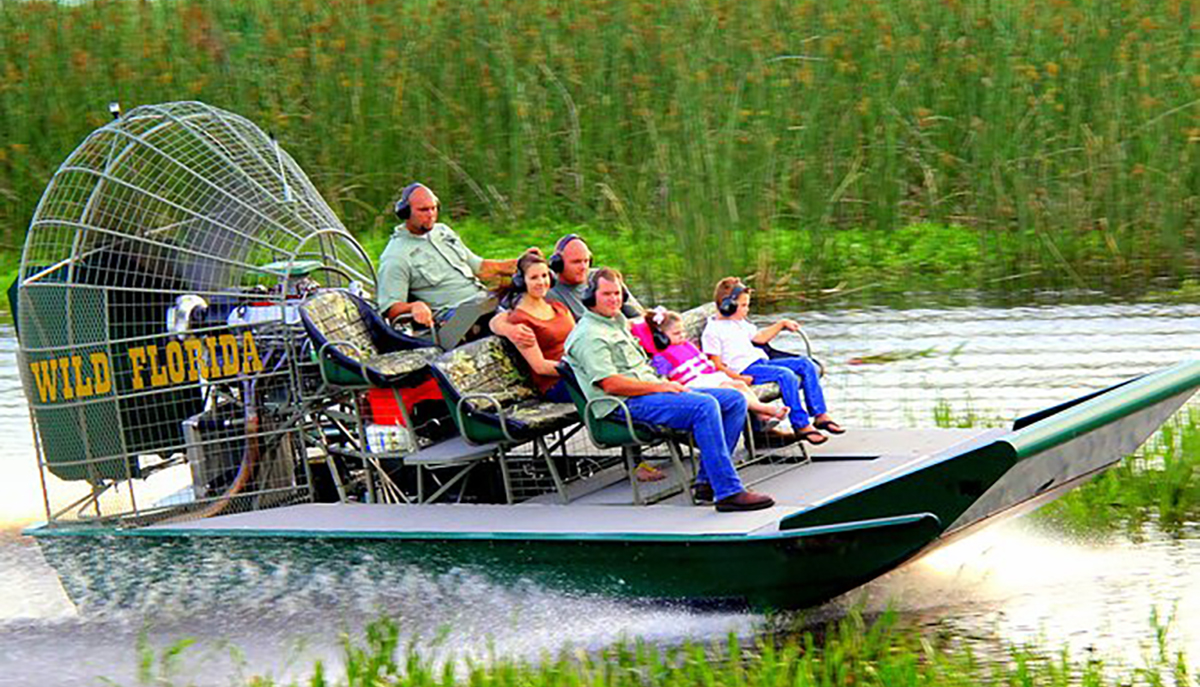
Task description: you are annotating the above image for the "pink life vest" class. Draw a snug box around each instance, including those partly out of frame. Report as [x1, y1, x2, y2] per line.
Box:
[654, 341, 718, 385]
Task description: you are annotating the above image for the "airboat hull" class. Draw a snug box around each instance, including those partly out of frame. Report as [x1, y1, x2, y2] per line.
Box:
[27, 361, 1200, 610]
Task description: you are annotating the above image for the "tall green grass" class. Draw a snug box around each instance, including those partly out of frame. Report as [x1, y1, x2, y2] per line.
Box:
[130, 609, 1194, 687]
[1, 0, 1198, 301]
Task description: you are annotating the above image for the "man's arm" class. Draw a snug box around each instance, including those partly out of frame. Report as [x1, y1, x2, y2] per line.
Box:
[384, 300, 434, 327]
[599, 375, 685, 397]
[475, 246, 542, 280]
[489, 311, 537, 348]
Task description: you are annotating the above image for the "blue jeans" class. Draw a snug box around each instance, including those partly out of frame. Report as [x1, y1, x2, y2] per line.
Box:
[543, 378, 572, 403]
[617, 388, 748, 501]
[744, 357, 826, 428]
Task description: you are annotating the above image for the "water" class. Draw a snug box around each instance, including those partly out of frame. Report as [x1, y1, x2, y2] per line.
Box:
[1, 302, 1199, 685]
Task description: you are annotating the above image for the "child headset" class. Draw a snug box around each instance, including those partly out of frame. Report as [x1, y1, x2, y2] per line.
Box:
[548, 234, 583, 274]
[718, 284, 748, 317]
[649, 309, 671, 352]
[394, 182, 438, 221]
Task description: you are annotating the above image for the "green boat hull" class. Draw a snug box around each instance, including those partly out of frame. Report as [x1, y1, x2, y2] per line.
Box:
[35, 513, 940, 611]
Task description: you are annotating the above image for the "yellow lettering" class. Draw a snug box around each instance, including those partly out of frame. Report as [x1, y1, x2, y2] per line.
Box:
[90, 352, 112, 395]
[205, 337, 220, 378]
[147, 345, 168, 387]
[72, 355, 93, 398]
[241, 332, 263, 374]
[58, 358, 74, 400]
[165, 341, 186, 385]
[31, 360, 57, 403]
[184, 338, 206, 381]
[218, 334, 240, 377]
[128, 347, 147, 390]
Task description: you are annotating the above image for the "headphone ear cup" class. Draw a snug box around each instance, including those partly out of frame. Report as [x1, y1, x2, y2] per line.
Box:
[511, 269, 526, 292]
[395, 200, 410, 221]
[718, 296, 735, 317]
[548, 252, 564, 274]
[581, 279, 597, 308]
[652, 329, 670, 352]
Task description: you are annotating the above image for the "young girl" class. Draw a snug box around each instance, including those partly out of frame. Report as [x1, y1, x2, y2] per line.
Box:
[640, 308, 791, 433]
[701, 277, 843, 445]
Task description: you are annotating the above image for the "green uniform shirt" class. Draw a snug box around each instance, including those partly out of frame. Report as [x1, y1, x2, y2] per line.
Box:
[563, 310, 662, 418]
[376, 223, 487, 316]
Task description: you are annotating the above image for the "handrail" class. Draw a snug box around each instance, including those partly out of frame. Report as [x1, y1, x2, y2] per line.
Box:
[456, 392, 519, 445]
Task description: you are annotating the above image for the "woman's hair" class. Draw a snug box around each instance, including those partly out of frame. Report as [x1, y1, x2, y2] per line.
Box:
[495, 249, 549, 309]
[644, 307, 683, 352]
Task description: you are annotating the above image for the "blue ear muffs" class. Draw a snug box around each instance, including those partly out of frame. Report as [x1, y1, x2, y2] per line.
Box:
[394, 182, 434, 221]
[548, 234, 582, 274]
[718, 284, 747, 317]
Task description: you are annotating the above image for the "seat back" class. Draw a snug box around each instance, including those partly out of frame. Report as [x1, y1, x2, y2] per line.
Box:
[300, 289, 434, 386]
[430, 336, 542, 441]
[680, 302, 717, 346]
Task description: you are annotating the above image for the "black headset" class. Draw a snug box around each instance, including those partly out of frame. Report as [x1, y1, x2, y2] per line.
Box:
[651, 325, 671, 352]
[548, 234, 583, 274]
[718, 284, 748, 317]
[394, 182, 436, 221]
[511, 256, 556, 292]
[580, 268, 602, 309]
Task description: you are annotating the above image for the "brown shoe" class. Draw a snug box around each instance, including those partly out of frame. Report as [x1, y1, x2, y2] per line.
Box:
[715, 490, 775, 512]
[692, 482, 715, 503]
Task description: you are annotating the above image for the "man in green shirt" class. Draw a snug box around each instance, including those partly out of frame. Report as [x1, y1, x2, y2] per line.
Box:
[377, 183, 527, 333]
[563, 267, 775, 512]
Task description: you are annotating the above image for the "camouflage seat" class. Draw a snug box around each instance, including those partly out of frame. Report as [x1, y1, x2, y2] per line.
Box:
[300, 289, 438, 388]
[430, 336, 580, 503]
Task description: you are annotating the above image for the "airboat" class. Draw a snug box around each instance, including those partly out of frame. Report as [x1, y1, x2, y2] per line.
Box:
[14, 102, 1200, 610]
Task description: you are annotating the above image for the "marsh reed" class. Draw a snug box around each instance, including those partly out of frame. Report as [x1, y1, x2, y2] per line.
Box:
[1, 0, 1197, 300]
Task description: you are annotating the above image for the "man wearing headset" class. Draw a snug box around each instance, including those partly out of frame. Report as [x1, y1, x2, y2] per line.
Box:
[562, 267, 775, 512]
[490, 233, 644, 347]
[377, 183, 533, 339]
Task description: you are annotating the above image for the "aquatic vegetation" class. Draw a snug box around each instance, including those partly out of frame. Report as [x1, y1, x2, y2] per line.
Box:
[1040, 405, 1200, 539]
[127, 609, 1195, 686]
[2, 0, 1198, 302]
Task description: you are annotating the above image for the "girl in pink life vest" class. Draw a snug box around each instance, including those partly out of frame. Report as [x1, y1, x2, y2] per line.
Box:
[642, 308, 791, 432]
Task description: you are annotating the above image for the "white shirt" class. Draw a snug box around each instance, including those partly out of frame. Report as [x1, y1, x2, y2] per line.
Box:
[700, 316, 768, 374]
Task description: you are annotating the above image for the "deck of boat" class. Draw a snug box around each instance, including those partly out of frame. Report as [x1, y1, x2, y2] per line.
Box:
[143, 427, 1004, 539]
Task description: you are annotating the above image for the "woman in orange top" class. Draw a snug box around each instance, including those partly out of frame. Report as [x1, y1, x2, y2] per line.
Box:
[500, 250, 576, 403]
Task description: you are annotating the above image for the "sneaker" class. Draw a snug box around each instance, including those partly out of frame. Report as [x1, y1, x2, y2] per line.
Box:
[715, 490, 775, 512]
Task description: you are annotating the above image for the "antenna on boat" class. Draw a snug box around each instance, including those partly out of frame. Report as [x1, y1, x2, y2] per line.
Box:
[270, 132, 294, 203]
[108, 101, 121, 120]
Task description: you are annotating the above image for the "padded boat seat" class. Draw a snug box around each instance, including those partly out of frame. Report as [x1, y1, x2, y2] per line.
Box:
[300, 289, 438, 388]
[431, 336, 582, 504]
[430, 336, 579, 444]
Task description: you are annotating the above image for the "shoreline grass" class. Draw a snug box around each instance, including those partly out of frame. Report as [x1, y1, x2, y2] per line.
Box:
[2, 0, 1198, 303]
[127, 608, 1194, 687]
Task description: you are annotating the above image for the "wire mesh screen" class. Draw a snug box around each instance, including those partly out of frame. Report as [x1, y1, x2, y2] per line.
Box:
[16, 102, 375, 526]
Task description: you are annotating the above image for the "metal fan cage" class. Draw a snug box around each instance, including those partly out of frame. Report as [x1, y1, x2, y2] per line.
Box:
[15, 101, 375, 527]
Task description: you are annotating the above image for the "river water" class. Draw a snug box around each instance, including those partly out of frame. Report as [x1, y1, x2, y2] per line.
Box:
[1, 301, 1198, 685]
